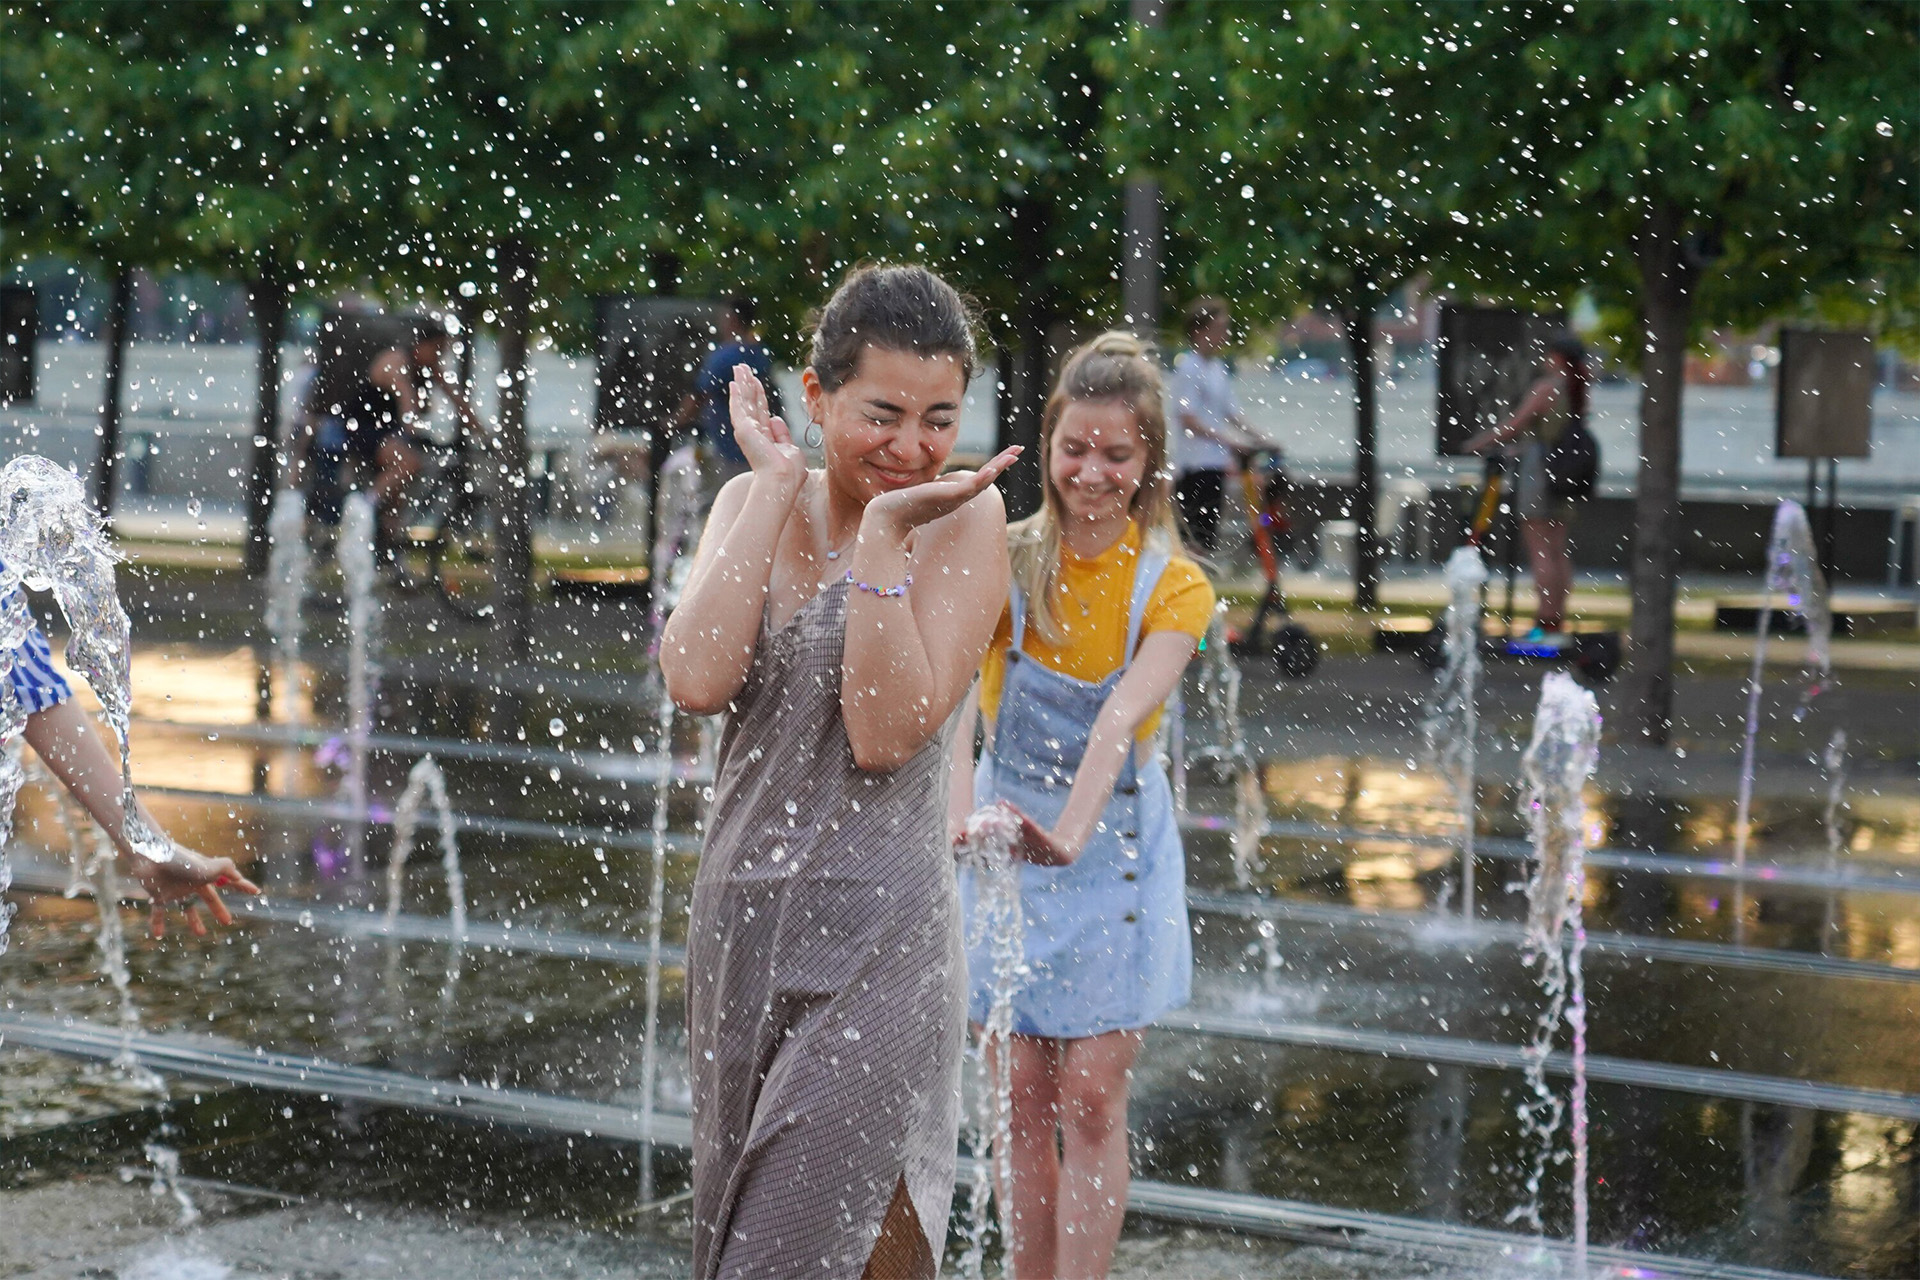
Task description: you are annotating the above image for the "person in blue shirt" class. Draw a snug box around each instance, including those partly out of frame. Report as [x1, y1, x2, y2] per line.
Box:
[674, 296, 782, 492]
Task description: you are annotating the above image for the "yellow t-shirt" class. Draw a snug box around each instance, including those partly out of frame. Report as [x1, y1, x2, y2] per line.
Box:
[979, 523, 1216, 743]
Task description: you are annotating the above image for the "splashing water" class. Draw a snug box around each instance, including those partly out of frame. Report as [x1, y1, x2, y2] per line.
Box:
[138, 1140, 201, 1226]
[636, 685, 676, 1205]
[265, 487, 309, 725]
[1507, 672, 1599, 1275]
[384, 755, 466, 940]
[83, 829, 165, 1092]
[651, 443, 705, 617]
[339, 492, 378, 864]
[1821, 728, 1848, 951]
[1422, 546, 1488, 917]
[0, 455, 172, 867]
[1731, 500, 1832, 941]
[1190, 611, 1264, 887]
[0, 589, 29, 958]
[958, 802, 1027, 1279]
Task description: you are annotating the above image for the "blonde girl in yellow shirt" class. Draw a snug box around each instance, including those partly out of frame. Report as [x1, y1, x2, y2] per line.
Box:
[953, 331, 1214, 1279]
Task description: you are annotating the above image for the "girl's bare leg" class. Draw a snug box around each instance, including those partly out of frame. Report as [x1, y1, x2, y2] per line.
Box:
[1055, 1029, 1144, 1279]
[992, 1032, 1063, 1280]
[1521, 517, 1571, 630]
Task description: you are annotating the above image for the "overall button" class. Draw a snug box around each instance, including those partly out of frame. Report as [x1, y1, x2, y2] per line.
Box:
[1123, 871, 1137, 882]
[1123, 912, 1138, 924]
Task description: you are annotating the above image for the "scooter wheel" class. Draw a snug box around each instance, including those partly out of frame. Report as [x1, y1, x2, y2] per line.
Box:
[1275, 625, 1320, 679]
[1413, 626, 1449, 671]
[1572, 633, 1621, 682]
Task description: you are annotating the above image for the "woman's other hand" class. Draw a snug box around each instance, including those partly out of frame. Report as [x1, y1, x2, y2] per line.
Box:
[1010, 805, 1076, 867]
[865, 445, 1022, 538]
[125, 845, 261, 939]
[729, 364, 806, 499]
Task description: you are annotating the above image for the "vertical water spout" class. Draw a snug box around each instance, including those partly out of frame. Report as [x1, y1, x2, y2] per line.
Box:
[959, 803, 1027, 1280]
[384, 755, 466, 940]
[637, 685, 675, 1206]
[1423, 546, 1488, 918]
[340, 492, 378, 867]
[1508, 670, 1600, 1275]
[1731, 500, 1831, 942]
[1820, 728, 1848, 952]
[266, 487, 309, 726]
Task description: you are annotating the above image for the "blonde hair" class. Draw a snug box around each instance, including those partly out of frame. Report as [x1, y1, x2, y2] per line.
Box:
[1008, 331, 1179, 647]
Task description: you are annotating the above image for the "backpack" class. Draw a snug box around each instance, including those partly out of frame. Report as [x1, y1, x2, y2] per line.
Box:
[1542, 418, 1598, 501]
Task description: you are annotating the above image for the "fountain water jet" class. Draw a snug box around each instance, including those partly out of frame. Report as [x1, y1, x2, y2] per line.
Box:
[383, 754, 466, 941]
[265, 487, 309, 725]
[339, 492, 378, 867]
[1731, 500, 1831, 942]
[958, 802, 1027, 1280]
[0, 456, 172, 868]
[1506, 670, 1600, 1277]
[1422, 546, 1488, 918]
[1821, 728, 1848, 951]
[635, 684, 676, 1206]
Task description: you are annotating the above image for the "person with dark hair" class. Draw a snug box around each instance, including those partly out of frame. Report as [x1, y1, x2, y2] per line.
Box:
[1170, 297, 1269, 555]
[1462, 334, 1591, 638]
[675, 295, 782, 492]
[661, 264, 1023, 1280]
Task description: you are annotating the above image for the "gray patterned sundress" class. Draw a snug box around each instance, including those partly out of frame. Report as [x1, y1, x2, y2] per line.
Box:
[688, 578, 964, 1279]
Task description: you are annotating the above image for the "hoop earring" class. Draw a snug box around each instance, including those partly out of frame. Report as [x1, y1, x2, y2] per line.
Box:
[803, 419, 823, 449]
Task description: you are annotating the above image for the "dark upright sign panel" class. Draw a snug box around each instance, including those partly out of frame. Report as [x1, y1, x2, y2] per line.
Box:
[1435, 303, 1564, 456]
[593, 296, 721, 439]
[1776, 329, 1874, 459]
[311, 307, 416, 417]
[0, 285, 36, 405]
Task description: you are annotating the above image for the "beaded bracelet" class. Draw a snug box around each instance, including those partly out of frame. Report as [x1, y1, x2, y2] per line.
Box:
[845, 570, 912, 598]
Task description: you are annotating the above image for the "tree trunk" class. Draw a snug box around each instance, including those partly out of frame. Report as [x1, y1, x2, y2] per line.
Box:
[1620, 201, 1695, 743]
[996, 201, 1052, 520]
[1343, 307, 1382, 610]
[94, 266, 132, 521]
[491, 237, 538, 677]
[243, 258, 287, 577]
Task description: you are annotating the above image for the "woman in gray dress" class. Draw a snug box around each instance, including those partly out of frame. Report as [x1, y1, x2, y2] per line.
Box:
[661, 265, 1021, 1279]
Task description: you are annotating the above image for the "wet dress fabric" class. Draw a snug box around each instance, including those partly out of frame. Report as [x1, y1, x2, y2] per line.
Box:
[960, 540, 1198, 1039]
[688, 578, 964, 1279]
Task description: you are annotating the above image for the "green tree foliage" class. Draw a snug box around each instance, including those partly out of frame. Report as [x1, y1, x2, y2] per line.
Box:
[1105, 1, 1525, 606]
[1478, 0, 1918, 741]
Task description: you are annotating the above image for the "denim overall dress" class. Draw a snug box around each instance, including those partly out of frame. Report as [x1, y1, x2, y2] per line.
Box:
[960, 546, 1192, 1039]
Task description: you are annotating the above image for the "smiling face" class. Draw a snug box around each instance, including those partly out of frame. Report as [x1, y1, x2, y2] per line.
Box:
[803, 345, 967, 505]
[1049, 398, 1148, 526]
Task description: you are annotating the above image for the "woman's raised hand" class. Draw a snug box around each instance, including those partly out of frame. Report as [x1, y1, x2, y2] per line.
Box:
[866, 445, 1023, 537]
[729, 364, 807, 497]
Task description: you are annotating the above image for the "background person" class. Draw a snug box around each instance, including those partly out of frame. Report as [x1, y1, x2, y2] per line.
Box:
[952, 332, 1213, 1280]
[1461, 333, 1589, 639]
[673, 296, 783, 497]
[660, 264, 1021, 1280]
[1170, 296, 1267, 556]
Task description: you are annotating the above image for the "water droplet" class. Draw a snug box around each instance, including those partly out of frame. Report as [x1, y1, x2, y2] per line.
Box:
[548, 718, 566, 738]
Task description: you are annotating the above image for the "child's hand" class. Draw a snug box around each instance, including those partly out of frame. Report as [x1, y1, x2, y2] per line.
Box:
[124, 845, 261, 939]
[1008, 805, 1076, 867]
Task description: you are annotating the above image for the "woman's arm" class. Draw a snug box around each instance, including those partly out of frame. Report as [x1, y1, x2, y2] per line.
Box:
[840, 450, 1019, 773]
[1462, 375, 1558, 455]
[946, 682, 980, 846]
[1023, 631, 1198, 864]
[23, 699, 259, 937]
[659, 368, 807, 715]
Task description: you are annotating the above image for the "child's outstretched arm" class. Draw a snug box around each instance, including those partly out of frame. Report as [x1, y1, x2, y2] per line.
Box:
[1020, 631, 1198, 866]
[22, 699, 259, 937]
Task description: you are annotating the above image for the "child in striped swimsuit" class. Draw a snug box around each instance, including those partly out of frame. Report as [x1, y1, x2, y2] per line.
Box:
[5, 583, 257, 937]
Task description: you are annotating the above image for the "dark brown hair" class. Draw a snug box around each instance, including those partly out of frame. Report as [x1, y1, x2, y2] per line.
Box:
[807, 263, 979, 391]
[1185, 295, 1229, 341]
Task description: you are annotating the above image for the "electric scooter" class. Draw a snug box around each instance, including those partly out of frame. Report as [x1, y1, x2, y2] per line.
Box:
[1225, 450, 1320, 679]
[1400, 454, 1620, 681]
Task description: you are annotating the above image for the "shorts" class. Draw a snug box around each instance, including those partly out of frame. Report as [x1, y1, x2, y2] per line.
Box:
[1514, 442, 1574, 523]
[3, 590, 74, 714]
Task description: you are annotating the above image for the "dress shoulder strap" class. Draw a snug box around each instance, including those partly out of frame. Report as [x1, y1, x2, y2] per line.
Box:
[1124, 544, 1173, 661]
[1008, 582, 1028, 655]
